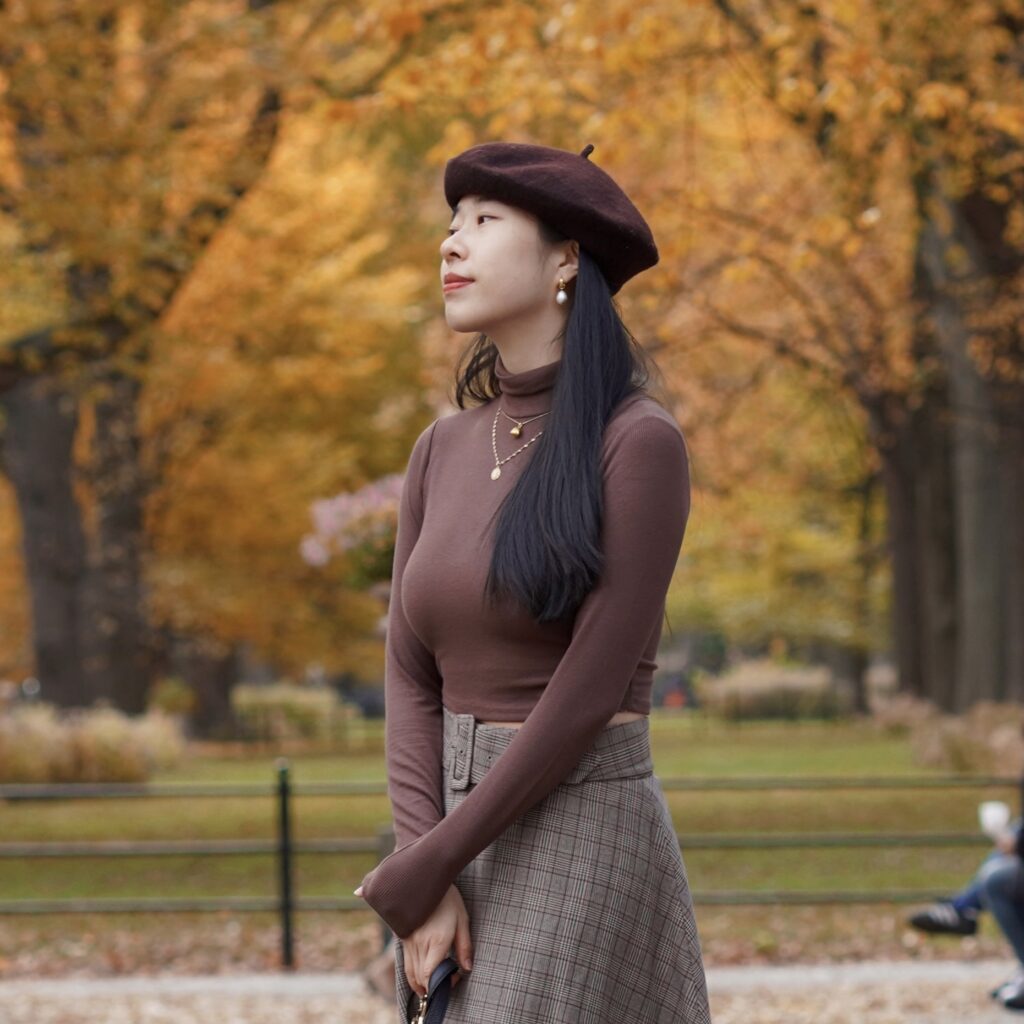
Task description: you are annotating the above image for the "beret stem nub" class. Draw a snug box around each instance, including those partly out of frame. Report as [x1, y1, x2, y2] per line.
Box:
[580, 143, 595, 159]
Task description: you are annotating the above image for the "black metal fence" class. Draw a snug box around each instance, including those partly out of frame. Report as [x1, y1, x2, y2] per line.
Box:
[0, 765, 1016, 969]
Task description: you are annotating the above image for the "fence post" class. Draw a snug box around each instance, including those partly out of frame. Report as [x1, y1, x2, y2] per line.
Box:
[376, 824, 396, 951]
[276, 758, 295, 970]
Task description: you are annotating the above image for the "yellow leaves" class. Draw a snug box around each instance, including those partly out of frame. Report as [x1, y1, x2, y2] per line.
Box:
[721, 257, 758, 285]
[0, 213, 68, 340]
[809, 213, 852, 247]
[777, 76, 817, 115]
[1006, 203, 1024, 250]
[384, 8, 425, 43]
[790, 241, 818, 273]
[270, 352, 387, 397]
[0, 0, 1017, 670]
[913, 82, 970, 121]
[735, 232, 760, 257]
[840, 233, 863, 260]
[870, 86, 904, 117]
[568, 71, 601, 104]
[426, 120, 476, 167]
[667, 367, 886, 647]
[817, 75, 858, 119]
[969, 100, 1024, 141]
[763, 23, 795, 50]
[0, 478, 31, 679]
[541, 16, 563, 43]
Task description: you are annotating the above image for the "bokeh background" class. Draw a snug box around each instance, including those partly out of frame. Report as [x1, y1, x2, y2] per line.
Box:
[0, 2, 1022, 1019]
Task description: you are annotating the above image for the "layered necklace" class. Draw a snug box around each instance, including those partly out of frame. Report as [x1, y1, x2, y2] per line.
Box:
[490, 407, 550, 480]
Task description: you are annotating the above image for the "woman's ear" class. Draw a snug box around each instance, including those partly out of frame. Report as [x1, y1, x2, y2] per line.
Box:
[559, 239, 580, 283]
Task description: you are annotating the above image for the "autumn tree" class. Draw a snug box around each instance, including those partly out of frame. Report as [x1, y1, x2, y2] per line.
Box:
[696, 0, 1024, 708]
[0, 0, 468, 713]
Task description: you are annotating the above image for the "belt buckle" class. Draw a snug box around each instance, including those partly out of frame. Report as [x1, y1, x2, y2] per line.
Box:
[449, 713, 475, 790]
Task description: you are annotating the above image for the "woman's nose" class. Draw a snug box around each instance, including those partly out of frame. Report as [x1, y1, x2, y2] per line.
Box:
[440, 231, 462, 259]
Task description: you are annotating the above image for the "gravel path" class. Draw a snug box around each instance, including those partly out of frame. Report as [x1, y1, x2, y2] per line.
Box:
[0, 959, 1019, 1022]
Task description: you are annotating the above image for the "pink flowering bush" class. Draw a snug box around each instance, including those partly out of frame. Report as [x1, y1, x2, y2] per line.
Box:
[300, 473, 403, 589]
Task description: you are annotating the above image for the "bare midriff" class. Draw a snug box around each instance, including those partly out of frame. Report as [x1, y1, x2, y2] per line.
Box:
[479, 710, 647, 729]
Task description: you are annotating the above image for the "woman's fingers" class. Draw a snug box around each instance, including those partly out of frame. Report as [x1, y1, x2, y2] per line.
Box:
[405, 942, 423, 997]
[413, 943, 452, 996]
[454, 909, 473, 974]
[403, 888, 472, 998]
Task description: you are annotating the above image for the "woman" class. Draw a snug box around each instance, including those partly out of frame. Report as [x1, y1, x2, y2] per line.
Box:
[356, 141, 711, 1023]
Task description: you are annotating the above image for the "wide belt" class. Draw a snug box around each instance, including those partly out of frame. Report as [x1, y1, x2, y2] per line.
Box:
[442, 706, 653, 791]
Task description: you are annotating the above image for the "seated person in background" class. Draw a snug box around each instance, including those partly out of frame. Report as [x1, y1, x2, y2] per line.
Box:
[909, 778, 1024, 1010]
[908, 833, 1020, 937]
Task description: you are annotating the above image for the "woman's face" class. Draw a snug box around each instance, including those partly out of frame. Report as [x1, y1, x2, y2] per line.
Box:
[439, 194, 575, 337]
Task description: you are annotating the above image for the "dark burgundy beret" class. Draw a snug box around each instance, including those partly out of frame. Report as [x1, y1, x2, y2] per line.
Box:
[443, 141, 658, 295]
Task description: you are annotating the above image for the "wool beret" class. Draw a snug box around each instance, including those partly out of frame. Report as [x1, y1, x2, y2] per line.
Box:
[443, 141, 658, 295]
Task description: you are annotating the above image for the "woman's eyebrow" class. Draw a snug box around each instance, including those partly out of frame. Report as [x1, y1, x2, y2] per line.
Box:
[451, 197, 497, 215]
[448, 199, 499, 227]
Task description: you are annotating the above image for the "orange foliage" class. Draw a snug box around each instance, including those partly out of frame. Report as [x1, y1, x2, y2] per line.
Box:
[1, 0, 1019, 673]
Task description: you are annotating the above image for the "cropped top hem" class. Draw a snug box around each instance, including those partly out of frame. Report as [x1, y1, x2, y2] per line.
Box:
[448, 697, 653, 723]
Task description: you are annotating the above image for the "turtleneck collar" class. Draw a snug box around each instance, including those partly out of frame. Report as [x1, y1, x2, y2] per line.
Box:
[493, 352, 561, 417]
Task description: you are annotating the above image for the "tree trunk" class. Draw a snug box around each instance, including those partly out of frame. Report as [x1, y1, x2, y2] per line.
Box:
[0, 377, 93, 706]
[161, 630, 242, 739]
[871, 408, 925, 700]
[996, 364, 1024, 702]
[868, 371, 960, 711]
[909, 377, 958, 711]
[916, 184, 1015, 709]
[84, 366, 157, 714]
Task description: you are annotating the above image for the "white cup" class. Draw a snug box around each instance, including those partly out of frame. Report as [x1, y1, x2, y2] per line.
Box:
[979, 800, 1012, 839]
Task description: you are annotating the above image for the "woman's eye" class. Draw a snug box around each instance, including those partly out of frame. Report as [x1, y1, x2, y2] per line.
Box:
[446, 214, 494, 235]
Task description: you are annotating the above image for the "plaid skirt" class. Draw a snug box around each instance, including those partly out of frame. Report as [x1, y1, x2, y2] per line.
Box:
[392, 705, 711, 1023]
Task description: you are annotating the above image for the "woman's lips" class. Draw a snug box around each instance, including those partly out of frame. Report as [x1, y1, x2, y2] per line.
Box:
[443, 279, 473, 293]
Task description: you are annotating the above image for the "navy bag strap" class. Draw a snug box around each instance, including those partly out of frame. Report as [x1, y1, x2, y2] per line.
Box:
[407, 955, 461, 1023]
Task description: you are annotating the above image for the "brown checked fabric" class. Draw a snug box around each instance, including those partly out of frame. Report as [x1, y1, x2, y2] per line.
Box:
[389, 707, 712, 1023]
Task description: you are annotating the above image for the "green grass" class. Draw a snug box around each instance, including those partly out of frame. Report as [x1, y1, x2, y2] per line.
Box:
[648, 714, 919, 775]
[0, 713, 1014, 904]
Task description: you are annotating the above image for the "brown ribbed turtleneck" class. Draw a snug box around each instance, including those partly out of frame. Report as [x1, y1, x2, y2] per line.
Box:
[358, 362, 692, 939]
[492, 352, 560, 417]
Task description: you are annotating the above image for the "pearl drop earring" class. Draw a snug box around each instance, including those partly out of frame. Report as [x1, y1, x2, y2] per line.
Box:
[555, 277, 568, 305]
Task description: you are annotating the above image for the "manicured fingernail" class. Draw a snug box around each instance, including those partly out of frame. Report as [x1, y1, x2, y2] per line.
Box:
[354, 886, 363, 896]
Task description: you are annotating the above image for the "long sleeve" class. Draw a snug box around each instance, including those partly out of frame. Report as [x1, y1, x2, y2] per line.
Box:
[384, 420, 445, 851]
[359, 413, 691, 938]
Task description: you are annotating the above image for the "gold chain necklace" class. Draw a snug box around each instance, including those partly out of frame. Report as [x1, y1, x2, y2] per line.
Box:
[497, 407, 549, 438]
[490, 406, 549, 480]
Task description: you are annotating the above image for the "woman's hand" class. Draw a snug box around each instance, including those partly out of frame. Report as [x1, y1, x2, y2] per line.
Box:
[398, 883, 473, 998]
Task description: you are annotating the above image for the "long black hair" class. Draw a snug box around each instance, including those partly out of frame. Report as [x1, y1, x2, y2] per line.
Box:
[453, 218, 664, 624]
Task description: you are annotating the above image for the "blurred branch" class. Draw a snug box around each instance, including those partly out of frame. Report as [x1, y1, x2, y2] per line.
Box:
[700, 200, 889, 326]
[700, 298, 841, 384]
